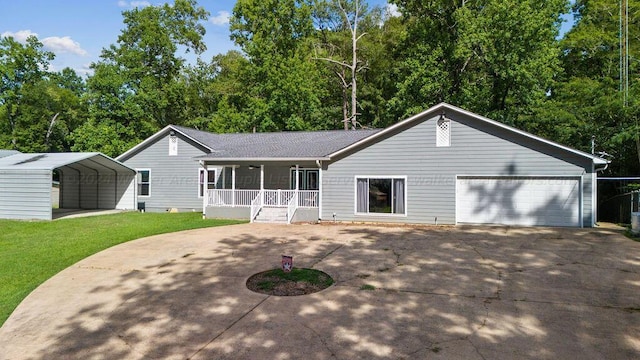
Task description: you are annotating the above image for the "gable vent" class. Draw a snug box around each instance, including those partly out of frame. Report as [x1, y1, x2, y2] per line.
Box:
[436, 116, 450, 147]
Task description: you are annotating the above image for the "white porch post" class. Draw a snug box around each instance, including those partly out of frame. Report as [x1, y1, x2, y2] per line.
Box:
[232, 166, 236, 207]
[201, 162, 207, 218]
[295, 165, 299, 208]
[260, 165, 264, 206]
[318, 165, 323, 219]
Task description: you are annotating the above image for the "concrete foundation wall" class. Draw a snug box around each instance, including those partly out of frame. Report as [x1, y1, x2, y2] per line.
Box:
[206, 206, 251, 220]
[292, 208, 319, 223]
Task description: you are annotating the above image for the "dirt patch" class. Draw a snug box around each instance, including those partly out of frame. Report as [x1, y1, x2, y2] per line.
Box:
[246, 268, 334, 296]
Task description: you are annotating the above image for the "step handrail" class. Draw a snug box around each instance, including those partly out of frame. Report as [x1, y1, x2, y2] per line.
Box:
[287, 191, 298, 224]
[250, 190, 262, 223]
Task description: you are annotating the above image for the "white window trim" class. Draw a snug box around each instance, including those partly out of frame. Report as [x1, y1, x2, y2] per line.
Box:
[353, 175, 408, 217]
[137, 169, 151, 198]
[198, 168, 217, 198]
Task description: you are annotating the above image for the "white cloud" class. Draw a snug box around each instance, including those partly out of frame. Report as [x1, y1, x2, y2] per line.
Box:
[1, 29, 39, 42]
[209, 10, 230, 26]
[1, 30, 87, 56]
[386, 3, 401, 18]
[42, 36, 88, 56]
[117, 0, 151, 8]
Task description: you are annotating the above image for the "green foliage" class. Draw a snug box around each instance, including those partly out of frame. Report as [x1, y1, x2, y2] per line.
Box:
[0, 36, 85, 152]
[389, 0, 568, 124]
[0, 213, 244, 326]
[529, 0, 640, 175]
[75, 0, 209, 154]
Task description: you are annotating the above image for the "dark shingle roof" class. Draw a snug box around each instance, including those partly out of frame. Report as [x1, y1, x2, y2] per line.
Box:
[172, 125, 381, 159]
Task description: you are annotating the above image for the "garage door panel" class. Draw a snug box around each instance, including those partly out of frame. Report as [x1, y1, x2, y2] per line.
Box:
[456, 177, 580, 227]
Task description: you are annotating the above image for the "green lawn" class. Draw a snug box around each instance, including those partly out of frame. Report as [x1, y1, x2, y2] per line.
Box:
[0, 212, 245, 326]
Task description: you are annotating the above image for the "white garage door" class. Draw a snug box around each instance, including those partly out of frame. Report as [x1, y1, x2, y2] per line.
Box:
[456, 176, 581, 227]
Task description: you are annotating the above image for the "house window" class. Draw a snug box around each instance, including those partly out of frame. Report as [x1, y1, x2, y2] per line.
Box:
[199, 169, 216, 198]
[355, 177, 406, 215]
[290, 169, 319, 190]
[137, 170, 150, 197]
[436, 117, 450, 147]
[169, 135, 178, 156]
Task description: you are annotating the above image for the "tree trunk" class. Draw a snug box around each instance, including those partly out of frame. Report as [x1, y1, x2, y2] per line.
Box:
[350, 14, 358, 130]
[342, 78, 349, 130]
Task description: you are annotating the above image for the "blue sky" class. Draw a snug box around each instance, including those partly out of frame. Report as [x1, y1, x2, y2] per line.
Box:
[1, 1, 573, 77]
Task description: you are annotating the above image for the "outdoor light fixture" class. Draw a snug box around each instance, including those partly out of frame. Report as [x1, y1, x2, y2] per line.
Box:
[169, 130, 175, 136]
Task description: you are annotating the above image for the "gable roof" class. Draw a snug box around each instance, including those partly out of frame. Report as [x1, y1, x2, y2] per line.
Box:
[117, 124, 381, 162]
[329, 102, 609, 165]
[0, 152, 135, 173]
[188, 127, 381, 161]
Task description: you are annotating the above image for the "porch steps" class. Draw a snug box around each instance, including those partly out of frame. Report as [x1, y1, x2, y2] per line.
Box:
[253, 207, 288, 224]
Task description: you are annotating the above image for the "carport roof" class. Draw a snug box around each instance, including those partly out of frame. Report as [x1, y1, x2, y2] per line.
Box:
[0, 152, 135, 173]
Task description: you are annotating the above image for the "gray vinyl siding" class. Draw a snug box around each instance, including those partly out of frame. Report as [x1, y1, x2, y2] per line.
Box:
[0, 170, 52, 220]
[323, 112, 595, 227]
[119, 132, 209, 212]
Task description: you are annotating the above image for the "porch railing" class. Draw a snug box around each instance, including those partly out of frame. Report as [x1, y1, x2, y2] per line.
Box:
[298, 190, 318, 208]
[263, 190, 296, 207]
[208, 189, 260, 207]
[207, 189, 318, 208]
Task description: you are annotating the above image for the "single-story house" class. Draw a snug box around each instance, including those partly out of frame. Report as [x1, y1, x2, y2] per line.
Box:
[0, 152, 136, 220]
[117, 103, 609, 227]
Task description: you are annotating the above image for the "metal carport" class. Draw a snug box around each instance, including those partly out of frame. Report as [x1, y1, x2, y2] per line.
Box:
[0, 152, 136, 220]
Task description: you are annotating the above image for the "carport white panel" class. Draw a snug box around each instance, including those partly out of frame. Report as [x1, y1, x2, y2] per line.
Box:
[456, 177, 580, 227]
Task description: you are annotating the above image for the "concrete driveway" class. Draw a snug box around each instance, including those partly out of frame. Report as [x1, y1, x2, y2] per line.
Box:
[1, 224, 639, 359]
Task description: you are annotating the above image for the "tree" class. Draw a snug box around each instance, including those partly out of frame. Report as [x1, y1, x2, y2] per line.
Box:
[313, 0, 374, 129]
[230, 0, 331, 131]
[388, 0, 568, 124]
[75, 0, 209, 156]
[531, 0, 640, 175]
[11, 73, 86, 152]
[0, 35, 54, 149]
[180, 51, 253, 133]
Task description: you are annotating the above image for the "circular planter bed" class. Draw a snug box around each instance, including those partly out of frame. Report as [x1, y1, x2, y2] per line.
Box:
[246, 268, 334, 296]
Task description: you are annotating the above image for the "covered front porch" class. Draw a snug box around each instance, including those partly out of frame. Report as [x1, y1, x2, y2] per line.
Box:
[202, 162, 321, 223]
